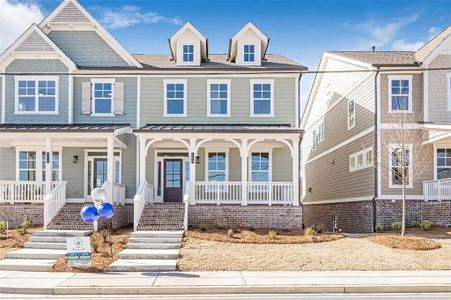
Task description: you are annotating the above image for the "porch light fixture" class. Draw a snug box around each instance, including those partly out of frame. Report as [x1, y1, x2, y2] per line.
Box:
[196, 156, 200, 164]
[73, 155, 78, 163]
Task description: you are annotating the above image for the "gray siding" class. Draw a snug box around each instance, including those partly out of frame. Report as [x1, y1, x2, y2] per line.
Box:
[427, 55, 451, 123]
[0, 147, 16, 180]
[51, 2, 90, 23]
[48, 31, 128, 67]
[273, 147, 292, 181]
[16, 31, 54, 52]
[140, 77, 296, 126]
[5, 59, 68, 124]
[73, 77, 137, 127]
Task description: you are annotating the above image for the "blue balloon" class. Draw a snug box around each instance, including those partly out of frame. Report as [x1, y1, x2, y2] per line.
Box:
[97, 203, 115, 220]
[80, 205, 99, 223]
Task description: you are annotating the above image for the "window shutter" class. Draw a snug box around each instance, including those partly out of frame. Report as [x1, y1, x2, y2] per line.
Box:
[81, 82, 91, 115]
[114, 82, 124, 115]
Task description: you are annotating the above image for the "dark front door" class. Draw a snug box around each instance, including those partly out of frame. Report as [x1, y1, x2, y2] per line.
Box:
[94, 158, 108, 189]
[164, 159, 183, 202]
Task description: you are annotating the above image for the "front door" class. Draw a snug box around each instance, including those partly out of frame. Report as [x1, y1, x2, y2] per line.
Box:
[163, 159, 183, 202]
[93, 158, 107, 190]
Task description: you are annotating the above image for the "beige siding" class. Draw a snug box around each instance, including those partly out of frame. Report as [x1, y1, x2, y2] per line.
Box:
[0, 147, 16, 180]
[273, 147, 293, 181]
[427, 55, 451, 122]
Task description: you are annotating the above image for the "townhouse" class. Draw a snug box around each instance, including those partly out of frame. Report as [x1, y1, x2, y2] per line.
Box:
[301, 26, 451, 233]
[0, 0, 305, 230]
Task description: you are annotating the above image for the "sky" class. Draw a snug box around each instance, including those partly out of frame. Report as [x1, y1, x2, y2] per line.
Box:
[0, 0, 450, 109]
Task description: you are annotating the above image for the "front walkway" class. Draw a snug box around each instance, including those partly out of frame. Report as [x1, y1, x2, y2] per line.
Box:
[1, 270, 450, 295]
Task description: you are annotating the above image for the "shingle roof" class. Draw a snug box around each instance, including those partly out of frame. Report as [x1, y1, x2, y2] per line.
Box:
[0, 124, 130, 132]
[415, 25, 451, 61]
[328, 51, 419, 66]
[132, 53, 307, 71]
[135, 123, 302, 133]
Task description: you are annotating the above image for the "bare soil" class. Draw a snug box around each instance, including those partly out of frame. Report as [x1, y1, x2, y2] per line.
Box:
[0, 225, 42, 260]
[368, 235, 441, 250]
[52, 226, 131, 272]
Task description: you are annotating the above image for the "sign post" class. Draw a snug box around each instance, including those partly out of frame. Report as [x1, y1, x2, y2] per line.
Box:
[66, 237, 92, 268]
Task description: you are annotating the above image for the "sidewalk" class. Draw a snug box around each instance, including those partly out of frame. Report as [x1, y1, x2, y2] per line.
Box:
[1, 270, 450, 295]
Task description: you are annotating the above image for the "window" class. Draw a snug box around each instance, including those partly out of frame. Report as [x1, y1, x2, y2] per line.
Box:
[18, 151, 36, 181]
[312, 120, 325, 150]
[251, 80, 273, 116]
[207, 152, 227, 181]
[41, 151, 60, 181]
[389, 145, 412, 188]
[389, 75, 412, 112]
[114, 160, 120, 184]
[183, 44, 194, 62]
[15, 77, 58, 114]
[349, 147, 373, 172]
[348, 99, 355, 129]
[164, 80, 187, 116]
[436, 148, 451, 179]
[244, 44, 255, 62]
[208, 80, 230, 116]
[92, 79, 114, 115]
[251, 152, 270, 182]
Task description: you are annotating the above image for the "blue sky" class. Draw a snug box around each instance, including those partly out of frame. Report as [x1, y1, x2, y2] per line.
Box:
[1, 0, 450, 107]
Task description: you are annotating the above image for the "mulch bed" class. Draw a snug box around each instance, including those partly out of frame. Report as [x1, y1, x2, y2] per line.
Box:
[368, 235, 441, 251]
[52, 226, 131, 272]
[404, 225, 451, 235]
[185, 228, 343, 244]
[0, 225, 42, 259]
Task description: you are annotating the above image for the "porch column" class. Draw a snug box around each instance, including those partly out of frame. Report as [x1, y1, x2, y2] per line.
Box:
[45, 137, 53, 194]
[240, 139, 249, 206]
[139, 138, 147, 186]
[189, 139, 197, 205]
[292, 137, 300, 206]
[107, 136, 114, 203]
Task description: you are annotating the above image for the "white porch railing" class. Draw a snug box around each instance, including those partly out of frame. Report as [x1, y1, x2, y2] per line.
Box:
[183, 182, 190, 231]
[194, 182, 293, 205]
[101, 181, 126, 204]
[0, 181, 59, 203]
[43, 181, 67, 229]
[133, 181, 154, 231]
[424, 179, 451, 201]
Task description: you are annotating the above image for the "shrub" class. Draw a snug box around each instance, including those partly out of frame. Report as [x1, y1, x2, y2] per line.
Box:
[304, 227, 316, 236]
[227, 229, 234, 238]
[375, 224, 383, 232]
[91, 241, 98, 253]
[21, 216, 32, 230]
[16, 227, 27, 235]
[391, 221, 402, 232]
[268, 230, 277, 240]
[101, 229, 109, 242]
[200, 224, 208, 232]
[420, 220, 432, 231]
[0, 221, 6, 235]
[411, 220, 420, 227]
[314, 224, 324, 234]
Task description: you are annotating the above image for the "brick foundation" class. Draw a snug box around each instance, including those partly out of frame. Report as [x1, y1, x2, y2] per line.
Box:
[188, 205, 302, 229]
[0, 203, 44, 228]
[303, 201, 374, 233]
[138, 203, 185, 230]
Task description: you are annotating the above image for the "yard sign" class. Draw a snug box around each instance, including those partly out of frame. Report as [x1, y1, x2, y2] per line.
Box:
[66, 237, 92, 267]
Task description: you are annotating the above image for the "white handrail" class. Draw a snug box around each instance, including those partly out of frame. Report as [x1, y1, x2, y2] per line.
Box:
[101, 181, 126, 204]
[424, 178, 451, 201]
[0, 181, 58, 203]
[183, 182, 190, 231]
[43, 181, 67, 229]
[133, 181, 153, 231]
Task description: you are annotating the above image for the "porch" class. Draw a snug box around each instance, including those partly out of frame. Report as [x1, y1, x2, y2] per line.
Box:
[424, 179, 451, 201]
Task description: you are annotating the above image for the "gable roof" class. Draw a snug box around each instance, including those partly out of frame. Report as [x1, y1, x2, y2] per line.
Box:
[39, 0, 142, 68]
[415, 25, 451, 62]
[0, 24, 77, 70]
[228, 22, 270, 62]
[329, 51, 419, 66]
[169, 22, 208, 62]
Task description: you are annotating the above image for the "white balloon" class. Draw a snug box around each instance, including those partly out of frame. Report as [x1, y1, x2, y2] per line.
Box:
[91, 188, 106, 202]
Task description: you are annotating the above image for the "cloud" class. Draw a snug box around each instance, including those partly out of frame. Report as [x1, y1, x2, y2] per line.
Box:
[391, 39, 425, 51]
[92, 5, 182, 29]
[0, 0, 44, 52]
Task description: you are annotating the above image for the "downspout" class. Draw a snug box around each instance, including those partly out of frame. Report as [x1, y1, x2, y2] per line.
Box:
[372, 67, 380, 232]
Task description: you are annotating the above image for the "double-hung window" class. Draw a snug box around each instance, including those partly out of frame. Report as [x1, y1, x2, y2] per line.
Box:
[164, 80, 187, 116]
[17, 150, 61, 181]
[244, 44, 255, 62]
[92, 79, 114, 115]
[436, 148, 451, 179]
[389, 145, 412, 188]
[207, 152, 227, 181]
[208, 80, 230, 116]
[349, 147, 373, 172]
[389, 75, 412, 113]
[15, 76, 58, 114]
[348, 99, 355, 129]
[183, 44, 194, 63]
[41, 151, 60, 181]
[251, 79, 274, 117]
[18, 151, 36, 181]
[251, 152, 270, 182]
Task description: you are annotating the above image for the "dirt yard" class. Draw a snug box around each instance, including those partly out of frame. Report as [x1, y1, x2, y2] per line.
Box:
[0, 225, 42, 260]
[178, 230, 451, 271]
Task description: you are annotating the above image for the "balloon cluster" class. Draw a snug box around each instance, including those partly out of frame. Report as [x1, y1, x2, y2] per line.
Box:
[80, 188, 115, 223]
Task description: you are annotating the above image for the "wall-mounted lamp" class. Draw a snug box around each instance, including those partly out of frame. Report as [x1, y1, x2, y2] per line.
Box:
[73, 155, 78, 163]
[196, 156, 200, 164]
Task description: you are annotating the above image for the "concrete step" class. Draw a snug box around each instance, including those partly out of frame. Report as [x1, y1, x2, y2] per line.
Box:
[127, 243, 180, 249]
[0, 259, 56, 272]
[131, 231, 184, 238]
[5, 248, 66, 260]
[128, 237, 182, 244]
[28, 236, 68, 243]
[118, 249, 179, 260]
[109, 259, 177, 272]
[33, 230, 91, 237]
[23, 242, 66, 250]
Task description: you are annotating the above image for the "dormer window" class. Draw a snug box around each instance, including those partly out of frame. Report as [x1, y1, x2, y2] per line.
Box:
[244, 44, 255, 62]
[183, 44, 194, 63]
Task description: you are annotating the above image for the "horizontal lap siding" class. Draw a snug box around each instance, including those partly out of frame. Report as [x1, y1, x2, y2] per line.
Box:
[5, 59, 68, 124]
[273, 147, 292, 181]
[428, 55, 451, 123]
[0, 147, 16, 180]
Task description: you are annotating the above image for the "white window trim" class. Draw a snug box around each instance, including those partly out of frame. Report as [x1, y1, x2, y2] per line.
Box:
[388, 144, 413, 189]
[243, 44, 256, 64]
[207, 79, 231, 117]
[388, 75, 413, 113]
[349, 147, 373, 172]
[91, 78, 115, 117]
[250, 79, 274, 117]
[347, 98, 355, 130]
[447, 73, 451, 111]
[14, 76, 59, 115]
[249, 148, 273, 182]
[205, 148, 229, 182]
[182, 44, 196, 65]
[15, 147, 62, 182]
[163, 79, 188, 117]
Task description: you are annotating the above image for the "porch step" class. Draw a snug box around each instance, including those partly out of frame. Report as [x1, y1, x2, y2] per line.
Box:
[128, 237, 182, 244]
[24, 242, 66, 249]
[0, 259, 57, 272]
[137, 203, 185, 231]
[109, 259, 177, 272]
[130, 230, 184, 238]
[28, 236, 68, 243]
[118, 249, 179, 259]
[5, 248, 66, 259]
[33, 230, 91, 237]
[127, 243, 180, 249]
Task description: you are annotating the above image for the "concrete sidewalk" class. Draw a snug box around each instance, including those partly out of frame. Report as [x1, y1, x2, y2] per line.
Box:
[0, 270, 450, 295]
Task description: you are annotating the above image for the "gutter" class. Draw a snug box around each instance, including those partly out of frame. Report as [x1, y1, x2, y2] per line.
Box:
[262, 38, 270, 61]
[168, 38, 175, 61]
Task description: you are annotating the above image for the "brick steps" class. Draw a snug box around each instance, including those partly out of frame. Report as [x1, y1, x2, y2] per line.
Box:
[47, 203, 93, 230]
[137, 203, 185, 231]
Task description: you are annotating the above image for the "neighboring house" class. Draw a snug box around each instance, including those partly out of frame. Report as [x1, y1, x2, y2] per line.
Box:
[0, 0, 305, 230]
[300, 26, 451, 233]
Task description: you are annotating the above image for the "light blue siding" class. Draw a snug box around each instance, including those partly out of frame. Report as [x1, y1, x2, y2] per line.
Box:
[73, 77, 137, 127]
[47, 31, 129, 67]
[5, 59, 68, 124]
[0, 147, 16, 180]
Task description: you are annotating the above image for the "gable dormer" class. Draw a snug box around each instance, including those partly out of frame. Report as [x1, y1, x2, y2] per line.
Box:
[169, 23, 207, 66]
[228, 22, 269, 66]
